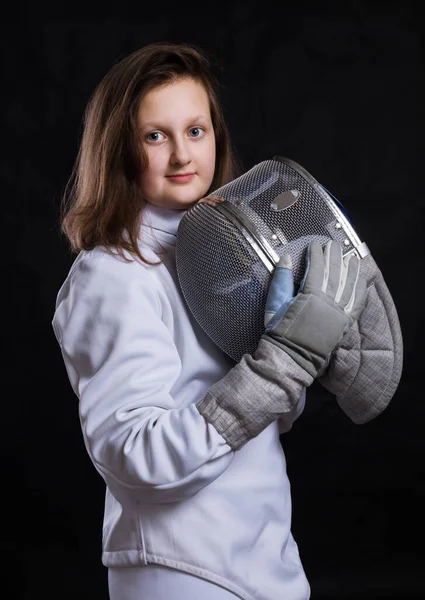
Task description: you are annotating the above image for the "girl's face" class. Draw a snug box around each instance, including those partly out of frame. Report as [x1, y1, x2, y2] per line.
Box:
[138, 77, 216, 210]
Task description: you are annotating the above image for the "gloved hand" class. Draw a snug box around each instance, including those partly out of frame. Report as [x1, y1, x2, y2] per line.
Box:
[197, 240, 367, 451]
[263, 240, 367, 378]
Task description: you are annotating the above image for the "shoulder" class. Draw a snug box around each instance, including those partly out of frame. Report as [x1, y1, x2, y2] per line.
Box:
[52, 246, 165, 346]
[66, 245, 158, 285]
[54, 246, 162, 314]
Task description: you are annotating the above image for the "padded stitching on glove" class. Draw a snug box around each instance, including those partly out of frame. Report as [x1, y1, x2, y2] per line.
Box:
[335, 277, 400, 421]
[345, 283, 394, 412]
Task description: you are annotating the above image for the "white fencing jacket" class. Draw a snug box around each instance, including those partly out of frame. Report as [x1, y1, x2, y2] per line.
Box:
[52, 202, 310, 600]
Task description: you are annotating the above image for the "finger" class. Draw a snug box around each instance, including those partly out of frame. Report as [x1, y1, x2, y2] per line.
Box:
[345, 273, 367, 318]
[323, 240, 343, 300]
[197, 195, 224, 206]
[264, 255, 294, 326]
[302, 241, 325, 293]
[337, 252, 360, 307]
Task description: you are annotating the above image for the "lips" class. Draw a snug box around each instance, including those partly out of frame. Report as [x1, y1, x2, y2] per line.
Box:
[167, 173, 195, 177]
[167, 173, 196, 183]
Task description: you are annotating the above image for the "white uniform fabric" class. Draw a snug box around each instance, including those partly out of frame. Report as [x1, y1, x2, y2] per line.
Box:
[52, 202, 310, 600]
[108, 563, 241, 599]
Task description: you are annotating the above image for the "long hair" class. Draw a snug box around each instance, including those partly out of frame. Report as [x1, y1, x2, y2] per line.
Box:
[59, 41, 244, 264]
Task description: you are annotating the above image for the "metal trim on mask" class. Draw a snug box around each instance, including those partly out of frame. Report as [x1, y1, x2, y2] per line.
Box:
[317, 187, 371, 259]
[272, 156, 371, 259]
[215, 201, 280, 273]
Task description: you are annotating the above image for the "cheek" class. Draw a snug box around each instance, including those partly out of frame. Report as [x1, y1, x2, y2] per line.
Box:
[140, 156, 156, 196]
[204, 139, 216, 176]
[144, 149, 163, 176]
[140, 150, 163, 190]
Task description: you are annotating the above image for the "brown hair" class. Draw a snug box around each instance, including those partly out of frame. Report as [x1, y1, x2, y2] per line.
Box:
[59, 41, 244, 264]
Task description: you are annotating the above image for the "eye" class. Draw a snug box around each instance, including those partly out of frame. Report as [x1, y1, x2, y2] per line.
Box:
[146, 132, 165, 142]
[189, 127, 204, 138]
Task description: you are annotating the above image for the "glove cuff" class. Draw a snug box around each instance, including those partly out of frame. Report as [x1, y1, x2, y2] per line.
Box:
[265, 292, 353, 377]
[196, 339, 313, 451]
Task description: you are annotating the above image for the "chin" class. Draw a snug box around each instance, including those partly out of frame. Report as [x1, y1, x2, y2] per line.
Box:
[151, 197, 197, 210]
[170, 191, 207, 209]
[172, 198, 199, 209]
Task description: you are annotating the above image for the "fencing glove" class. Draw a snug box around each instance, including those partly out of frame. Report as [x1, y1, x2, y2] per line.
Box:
[196, 240, 367, 450]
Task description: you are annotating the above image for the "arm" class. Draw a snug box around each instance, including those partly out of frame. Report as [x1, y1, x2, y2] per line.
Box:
[52, 254, 235, 504]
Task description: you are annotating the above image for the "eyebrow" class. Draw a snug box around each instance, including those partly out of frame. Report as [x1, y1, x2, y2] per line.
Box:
[140, 115, 210, 129]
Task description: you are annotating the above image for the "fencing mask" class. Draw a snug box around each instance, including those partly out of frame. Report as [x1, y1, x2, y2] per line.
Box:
[176, 156, 403, 424]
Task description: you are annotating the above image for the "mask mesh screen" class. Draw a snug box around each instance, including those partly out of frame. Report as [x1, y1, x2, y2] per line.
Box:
[176, 158, 353, 361]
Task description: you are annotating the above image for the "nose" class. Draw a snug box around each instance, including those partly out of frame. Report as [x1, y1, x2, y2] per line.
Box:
[170, 137, 191, 166]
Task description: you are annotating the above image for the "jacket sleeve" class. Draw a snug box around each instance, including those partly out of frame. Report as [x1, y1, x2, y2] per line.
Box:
[277, 388, 306, 435]
[52, 253, 235, 504]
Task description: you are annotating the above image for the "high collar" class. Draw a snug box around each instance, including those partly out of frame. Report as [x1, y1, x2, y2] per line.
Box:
[139, 202, 189, 250]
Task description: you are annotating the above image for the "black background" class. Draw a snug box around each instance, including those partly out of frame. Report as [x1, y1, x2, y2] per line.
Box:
[6, 4, 424, 599]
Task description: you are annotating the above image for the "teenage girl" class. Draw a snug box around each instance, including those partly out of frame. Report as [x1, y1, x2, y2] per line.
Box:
[52, 41, 366, 600]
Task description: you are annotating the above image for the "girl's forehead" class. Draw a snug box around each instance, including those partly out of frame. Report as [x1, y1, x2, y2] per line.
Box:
[138, 78, 211, 123]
